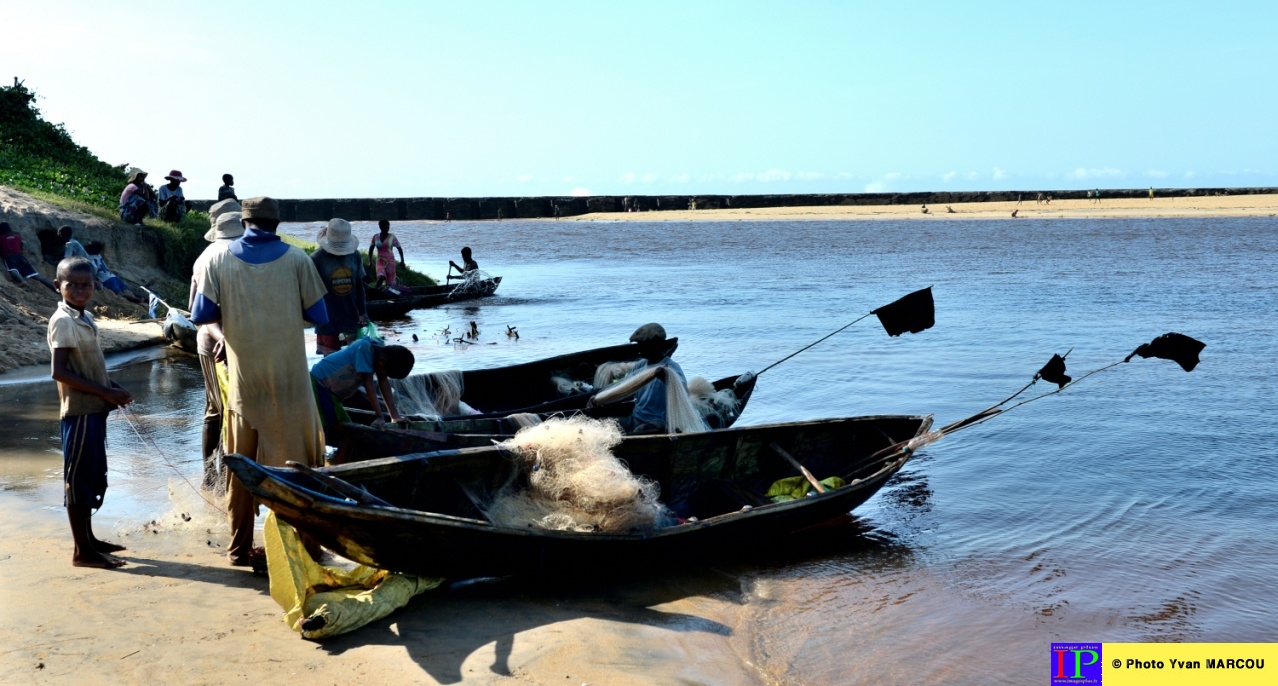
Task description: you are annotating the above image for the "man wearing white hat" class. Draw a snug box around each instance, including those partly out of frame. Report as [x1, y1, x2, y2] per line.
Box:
[186, 200, 242, 493]
[311, 217, 369, 355]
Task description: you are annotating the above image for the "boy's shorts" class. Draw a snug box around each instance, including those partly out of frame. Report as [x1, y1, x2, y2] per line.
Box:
[62, 412, 109, 508]
[3, 253, 39, 280]
[101, 276, 127, 294]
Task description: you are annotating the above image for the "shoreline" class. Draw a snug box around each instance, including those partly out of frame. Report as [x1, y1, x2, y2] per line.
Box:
[563, 193, 1278, 222]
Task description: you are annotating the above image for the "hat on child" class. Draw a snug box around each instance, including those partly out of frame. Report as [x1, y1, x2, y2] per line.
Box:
[241, 197, 280, 221]
[207, 212, 244, 241]
[164, 169, 187, 182]
[317, 218, 359, 256]
[127, 169, 148, 185]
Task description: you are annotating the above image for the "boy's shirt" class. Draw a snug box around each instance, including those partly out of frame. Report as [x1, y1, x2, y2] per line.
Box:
[0, 232, 23, 257]
[64, 238, 88, 260]
[311, 338, 377, 399]
[47, 301, 113, 417]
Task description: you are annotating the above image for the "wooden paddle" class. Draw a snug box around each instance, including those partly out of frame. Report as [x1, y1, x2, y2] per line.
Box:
[285, 461, 393, 507]
[769, 442, 826, 494]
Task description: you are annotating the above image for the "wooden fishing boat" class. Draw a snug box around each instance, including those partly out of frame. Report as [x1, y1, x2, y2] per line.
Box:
[225, 414, 932, 578]
[330, 369, 757, 462]
[346, 338, 753, 419]
[365, 276, 502, 321]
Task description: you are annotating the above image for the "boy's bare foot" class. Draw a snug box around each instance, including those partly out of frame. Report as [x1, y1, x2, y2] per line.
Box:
[72, 552, 127, 569]
[93, 540, 127, 553]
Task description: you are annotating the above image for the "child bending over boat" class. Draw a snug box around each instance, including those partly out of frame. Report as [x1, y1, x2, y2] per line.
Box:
[311, 338, 415, 430]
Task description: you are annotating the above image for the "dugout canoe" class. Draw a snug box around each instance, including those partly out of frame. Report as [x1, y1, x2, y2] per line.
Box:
[342, 338, 757, 425]
[365, 276, 502, 320]
[225, 414, 933, 578]
[330, 369, 757, 462]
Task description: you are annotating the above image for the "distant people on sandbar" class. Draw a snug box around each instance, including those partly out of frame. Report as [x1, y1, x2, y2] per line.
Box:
[118, 169, 157, 224]
[946, 205, 956, 214]
[218, 174, 238, 202]
[921, 204, 930, 214]
[1, 221, 58, 292]
[368, 220, 406, 291]
[448, 246, 478, 281]
[312, 218, 369, 355]
[157, 170, 192, 223]
[1011, 209, 1019, 218]
[1149, 187, 1155, 200]
[83, 241, 143, 303]
[1036, 192, 1044, 205]
[1094, 188, 1101, 204]
[191, 196, 330, 568]
[553, 204, 561, 220]
[310, 338, 414, 432]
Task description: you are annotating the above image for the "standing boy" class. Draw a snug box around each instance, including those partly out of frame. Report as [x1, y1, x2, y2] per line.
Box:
[218, 174, 238, 201]
[48, 256, 133, 568]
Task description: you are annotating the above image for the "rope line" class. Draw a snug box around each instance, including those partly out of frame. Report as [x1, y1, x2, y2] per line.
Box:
[758, 313, 872, 376]
[118, 405, 226, 514]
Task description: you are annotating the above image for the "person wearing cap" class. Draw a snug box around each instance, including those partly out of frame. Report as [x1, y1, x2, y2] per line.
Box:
[191, 196, 330, 567]
[615, 323, 686, 435]
[157, 170, 191, 223]
[312, 218, 369, 355]
[1, 221, 58, 292]
[118, 169, 157, 224]
[186, 203, 242, 493]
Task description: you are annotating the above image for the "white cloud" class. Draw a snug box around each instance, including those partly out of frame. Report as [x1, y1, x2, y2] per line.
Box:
[1066, 167, 1123, 180]
[965, 171, 980, 180]
[562, 176, 575, 183]
[942, 171, 957, 182]
[570, 187, 592, 197]
[865, 182, 886, 193]
[992, 167, 1008, 180]
[796, 171, 824, 181]
[619, 172, 637, 184]
[668, 173, 691, 183]
[1146, 169, 1168, 178]
[1183, 171, 1196, 179]
[641, 173, 657, 183]
[516, 174, 533, 183]
[757, 169, 791, 182]
[883, 172, 903, 181]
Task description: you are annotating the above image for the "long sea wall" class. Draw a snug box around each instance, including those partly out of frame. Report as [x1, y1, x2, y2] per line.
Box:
[192, 187, 1278, 222]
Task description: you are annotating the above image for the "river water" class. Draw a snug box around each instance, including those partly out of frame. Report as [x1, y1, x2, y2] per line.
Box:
[2, 215, 1275, 683]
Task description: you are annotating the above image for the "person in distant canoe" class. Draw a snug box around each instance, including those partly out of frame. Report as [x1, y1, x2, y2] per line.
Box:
[118, 169, 157, 224]
[368, 219, 405, 289]
[310, 338, 414, 430]
[312, 218, 369, 355]
[447, 246, 478, 281]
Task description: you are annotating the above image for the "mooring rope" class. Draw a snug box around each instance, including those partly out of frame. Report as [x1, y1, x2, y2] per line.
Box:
[118, 405, 226, 514]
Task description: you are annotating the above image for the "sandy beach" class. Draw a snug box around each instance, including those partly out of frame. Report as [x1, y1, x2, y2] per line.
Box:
[568, 193, 1278, 222]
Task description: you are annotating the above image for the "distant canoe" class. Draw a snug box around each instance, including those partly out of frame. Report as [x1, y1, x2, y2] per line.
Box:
[365, 277, 502, 321]
[225, 414, 933, 579]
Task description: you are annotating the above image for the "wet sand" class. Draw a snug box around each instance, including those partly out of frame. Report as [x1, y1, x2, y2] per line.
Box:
[568, 193, 1278, 221]
[0, 495, 764, 684]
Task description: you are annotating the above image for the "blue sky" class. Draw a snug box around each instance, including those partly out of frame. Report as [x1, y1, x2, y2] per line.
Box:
[4, 1, 1275, 199]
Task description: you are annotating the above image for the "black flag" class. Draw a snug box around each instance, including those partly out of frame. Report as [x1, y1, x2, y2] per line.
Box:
[872, 287, 935, 337]
[1036, 353, 1071, 388]
[1124, 333, 1205, 372]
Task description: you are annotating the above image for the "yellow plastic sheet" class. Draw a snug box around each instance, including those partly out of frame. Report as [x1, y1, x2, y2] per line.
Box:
[765, 475, 847, 502]
[264, 512, 443, 639]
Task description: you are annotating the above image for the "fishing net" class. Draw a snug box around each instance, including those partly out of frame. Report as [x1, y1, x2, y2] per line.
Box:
[504, 412, 543, 429]
[551, 375, 593, 397]
[486, 416, 674, 533]
[448, 270, 494, 298]
[593, 360, 638, 390]
[391, 370, 464, 418]
[687, 376, 741, 426]
[591, 365, 710, 434]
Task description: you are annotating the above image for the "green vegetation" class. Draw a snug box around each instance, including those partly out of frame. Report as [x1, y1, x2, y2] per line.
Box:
[2, 79, 434, 288]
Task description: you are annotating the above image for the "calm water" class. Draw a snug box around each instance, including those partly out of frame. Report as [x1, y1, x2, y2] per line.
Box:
[2, 216, 1275, 683]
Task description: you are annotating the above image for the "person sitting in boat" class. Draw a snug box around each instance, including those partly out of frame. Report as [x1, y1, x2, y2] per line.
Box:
[310, 338, 414, 431]
[447, 246, 478, 281]
[367, 220, 406, 290]
[311, 218, 369, 355]
[605, 323, 687, 435]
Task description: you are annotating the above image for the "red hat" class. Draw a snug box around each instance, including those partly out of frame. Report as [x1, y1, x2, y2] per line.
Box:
[164, 170, 187, 182]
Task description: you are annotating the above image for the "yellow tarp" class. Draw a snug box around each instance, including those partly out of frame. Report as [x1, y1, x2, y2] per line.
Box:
[765, 475, 847, 502]
[264, 511, 444, 639]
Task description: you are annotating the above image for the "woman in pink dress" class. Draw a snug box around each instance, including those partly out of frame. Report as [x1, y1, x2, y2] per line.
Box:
[367, 219, 406, 287]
